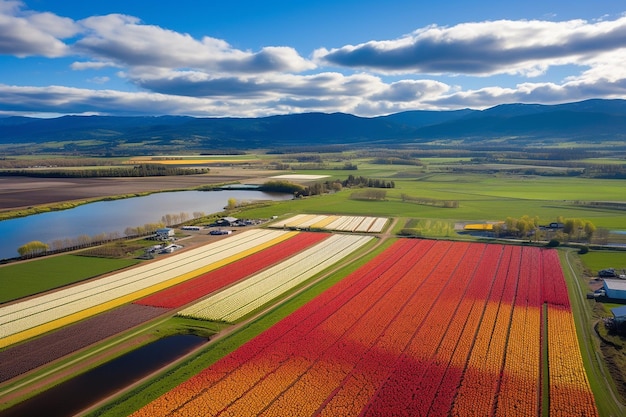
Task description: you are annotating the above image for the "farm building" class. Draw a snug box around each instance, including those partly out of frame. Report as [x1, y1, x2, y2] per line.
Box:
[611, 305, 626, 325]
[181, 226, 202, 231]
[602, 279, 626, 301]
[215, 217, 238, 227]
[155, 228, 175, 239]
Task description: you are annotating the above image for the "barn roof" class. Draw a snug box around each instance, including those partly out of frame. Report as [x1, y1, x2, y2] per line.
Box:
[603, 279, 626, 291]
[611, 305, 626, 319]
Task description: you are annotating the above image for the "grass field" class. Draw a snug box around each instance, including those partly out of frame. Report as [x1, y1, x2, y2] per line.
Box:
[0, 255, 139, 304]
[238, 172, 626, 230]
[579, 251, 626, 275]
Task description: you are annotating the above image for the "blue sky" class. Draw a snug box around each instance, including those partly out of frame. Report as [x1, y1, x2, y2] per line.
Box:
[2, 0, 626, 117]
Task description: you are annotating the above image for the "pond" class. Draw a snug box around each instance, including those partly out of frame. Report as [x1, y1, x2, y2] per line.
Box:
[0, 190, 291, 260]
[0, 334, 207, 417]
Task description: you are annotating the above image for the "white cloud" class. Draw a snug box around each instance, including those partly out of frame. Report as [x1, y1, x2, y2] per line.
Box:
[1, 1, 626, 117]
[0, 0, 77, 57]
[74, 14, 314, 74]
[315, 17, 626, 77]
[71, 61, 119, 70]
[87, 76, 110, 84]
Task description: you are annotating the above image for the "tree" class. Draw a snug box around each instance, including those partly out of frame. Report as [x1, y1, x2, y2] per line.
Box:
[17, 241, 49, 258]
[227, 198, 237, 210]
[584, 221, 596, 241]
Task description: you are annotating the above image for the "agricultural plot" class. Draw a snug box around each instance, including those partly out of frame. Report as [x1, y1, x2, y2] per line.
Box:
[0, 232, 330, 382]
[0, 229, 294, 349]
[135, 232, 329, 309]
[132, 239, 598, 417]
[178, 234, 372, 322]
[0, 304, 168, 383]
[270, 214, 388, 233]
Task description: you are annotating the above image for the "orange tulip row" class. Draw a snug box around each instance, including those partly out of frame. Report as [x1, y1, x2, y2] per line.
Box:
[547, 306, 599, 417]
[495, 247, 542, 416]
[451, 245, 518, 416]
[131, 241, 598, 417]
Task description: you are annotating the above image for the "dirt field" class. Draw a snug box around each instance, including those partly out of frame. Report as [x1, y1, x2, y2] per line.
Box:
[0, 167, 279, 210]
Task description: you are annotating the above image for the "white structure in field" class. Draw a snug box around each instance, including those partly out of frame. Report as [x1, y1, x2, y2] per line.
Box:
[156, 228, 175, 239]
[603, 279, 626, 301]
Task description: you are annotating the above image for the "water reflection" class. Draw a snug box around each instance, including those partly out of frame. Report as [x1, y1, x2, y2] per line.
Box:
[0, 190, 291, 259]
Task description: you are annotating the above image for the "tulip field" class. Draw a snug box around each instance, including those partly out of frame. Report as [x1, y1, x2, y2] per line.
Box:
[0, 231, 334, 382]
[132, 239, 598, 417]
[177, 234, 373, 322]
[270, 214, 388, 233]
[135, 232, 329, 309]
[0, 229, 297, 349]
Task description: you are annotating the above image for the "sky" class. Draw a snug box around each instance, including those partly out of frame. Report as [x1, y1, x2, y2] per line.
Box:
[2, 0, 626, 118]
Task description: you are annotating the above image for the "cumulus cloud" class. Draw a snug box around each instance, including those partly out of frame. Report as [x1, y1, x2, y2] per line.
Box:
[2, 1, 626, 117]
[0, 0, 78, 57]
[370, 80, 450, 102]
[315, 17, 626, 77]
[75, 14, 314, 74]
[129, 70, 383, 99]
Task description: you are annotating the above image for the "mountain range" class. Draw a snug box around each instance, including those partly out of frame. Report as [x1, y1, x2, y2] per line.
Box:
[1, 99, 626, 152]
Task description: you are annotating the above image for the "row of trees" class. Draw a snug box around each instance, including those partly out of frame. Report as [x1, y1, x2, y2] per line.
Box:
[160, 211, 206, 227]
[342, 175, 395, 189]
[350, 190, 387, 201]
[495, 215, 596, 242]
[291, 176, 395, 198]
[0, 158, 117, 169]
[14, 209, 210, 259]
[2, 164, 208, 178]
[400, 194, 459, 208]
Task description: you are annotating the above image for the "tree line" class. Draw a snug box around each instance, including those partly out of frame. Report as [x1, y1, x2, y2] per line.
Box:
[14, 210, 208, 260]
[293, 176, 395, 198]
[494, 215, 596, 242]
[0, 164, 208, 178]
[401, 194, 459, 208]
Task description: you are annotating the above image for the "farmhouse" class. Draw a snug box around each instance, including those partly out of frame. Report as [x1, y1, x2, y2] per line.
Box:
[602, 279, 626, 301]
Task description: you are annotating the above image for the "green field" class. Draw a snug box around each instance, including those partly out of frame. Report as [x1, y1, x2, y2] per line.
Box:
[239, 172, 626, 231]
[579, 251, 626, 275]
[0, 255, 139, 303]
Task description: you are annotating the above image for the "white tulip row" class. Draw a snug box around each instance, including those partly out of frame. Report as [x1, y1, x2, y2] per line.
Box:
[0, 229, 291, 340]
[178, 234, 372, 322]
[270, 214, 388, 233]
[295, 215, 330, 228]
[269, 214, 309, 228]
[368, 217, 389, 233]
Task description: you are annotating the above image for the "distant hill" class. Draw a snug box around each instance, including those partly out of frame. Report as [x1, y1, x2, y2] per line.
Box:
[1, 99, 625, 152]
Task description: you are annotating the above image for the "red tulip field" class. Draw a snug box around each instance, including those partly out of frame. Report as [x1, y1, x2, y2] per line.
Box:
[131, 239, 598, 417]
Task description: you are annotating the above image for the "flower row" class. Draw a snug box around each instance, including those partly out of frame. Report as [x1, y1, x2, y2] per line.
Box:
[0, 229, 292, 348]
[135, 232, 328, 309]
[547, 305, 599, 416]
[177, 234, 373, 322]
[269, 214, 388, 233]
[131, 240, 598, 416]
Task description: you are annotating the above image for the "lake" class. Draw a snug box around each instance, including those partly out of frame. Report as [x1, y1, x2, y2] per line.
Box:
[0, 190, 292, 260]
